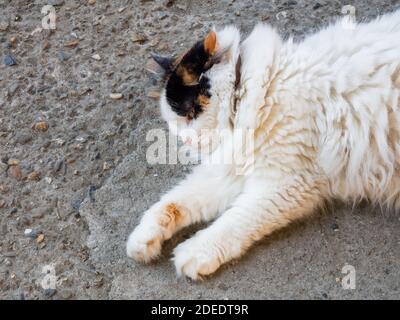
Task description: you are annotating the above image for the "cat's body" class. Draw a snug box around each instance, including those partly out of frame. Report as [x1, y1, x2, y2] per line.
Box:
[127, 11, 400, 279]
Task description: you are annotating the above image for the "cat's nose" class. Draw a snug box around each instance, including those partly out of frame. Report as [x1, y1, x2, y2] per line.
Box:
[184, 137, 192, 145]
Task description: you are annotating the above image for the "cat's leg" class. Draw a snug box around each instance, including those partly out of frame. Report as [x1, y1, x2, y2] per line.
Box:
[126, 165, 242, 263]
[173, 173, 325, 279]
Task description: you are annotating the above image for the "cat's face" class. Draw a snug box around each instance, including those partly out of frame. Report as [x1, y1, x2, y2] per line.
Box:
[151, 27, 240, 148]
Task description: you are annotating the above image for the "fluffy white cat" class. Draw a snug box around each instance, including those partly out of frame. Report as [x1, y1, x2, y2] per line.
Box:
[127, 10, 400, 280]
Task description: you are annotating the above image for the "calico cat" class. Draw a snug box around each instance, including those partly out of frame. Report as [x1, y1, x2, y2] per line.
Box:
[127, 10, 400, 280]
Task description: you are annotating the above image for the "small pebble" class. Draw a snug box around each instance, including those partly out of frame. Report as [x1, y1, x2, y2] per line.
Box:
[8, 159, 19, 166]
[91, 54, 101, 61]
[157, 42, 169, 51]
[53, 138, 65, 146]
[4, 54, 16, 66]
[44, 177, 53, 184]
[24, 228, 33, 236]
[64, 39, 79, 48]
[109, 93, 123, 100]
[27, 171, 41, 181]
[34, 121, 49, 132]
[36, 234, 45, 244]
[8, 165, 22, 180]
[75, 136, 87, 143]
[10, 36, 17, 47]
[130, 32, 148, 44]
[147, 90, 161, 99]
[88, 0, 96, 4]
[103, 162, 112, 171]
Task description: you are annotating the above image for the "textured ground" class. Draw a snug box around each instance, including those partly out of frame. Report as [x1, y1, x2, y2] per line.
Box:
[0, 0, 399, 299]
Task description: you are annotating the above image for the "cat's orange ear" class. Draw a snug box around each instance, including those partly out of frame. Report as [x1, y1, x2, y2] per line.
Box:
[204, 30, 217, 55]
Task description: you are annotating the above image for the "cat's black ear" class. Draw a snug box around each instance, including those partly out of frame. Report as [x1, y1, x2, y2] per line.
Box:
[150, 53, 175, 74]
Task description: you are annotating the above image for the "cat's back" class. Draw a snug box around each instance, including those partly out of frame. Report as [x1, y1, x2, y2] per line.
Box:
[300, 10, 400, 202]
[266, 10, 400, 202]
[302, 9, 400, 53]
[280, 10, 400, 99]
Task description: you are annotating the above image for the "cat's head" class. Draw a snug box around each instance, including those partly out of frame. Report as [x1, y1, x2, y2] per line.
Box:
[150, 26, 241, 150]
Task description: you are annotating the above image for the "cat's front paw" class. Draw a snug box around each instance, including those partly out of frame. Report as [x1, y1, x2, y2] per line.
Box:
[127, 202, 185, 263]
[173, 236, 222, 280]
[126, 225, 163, 263]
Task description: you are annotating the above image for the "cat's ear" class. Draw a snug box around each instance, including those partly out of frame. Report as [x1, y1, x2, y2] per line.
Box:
[147, 53, 175, 75]
[204, 30, 218, 55]
[208, 26, 240, 66]
[203, 29, 227, 70]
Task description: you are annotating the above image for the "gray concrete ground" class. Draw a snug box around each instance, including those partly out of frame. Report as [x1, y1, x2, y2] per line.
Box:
[1, 0, 399, 299]
[83, 153, 400, 299]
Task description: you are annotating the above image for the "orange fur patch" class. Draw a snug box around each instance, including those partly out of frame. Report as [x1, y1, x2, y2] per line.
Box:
[197, 94, 210, 108]
[176, 65, 198, 86]
[158, 203, 183, 228]
[204, 30, 217, 55]
[146, 239, 155, 246]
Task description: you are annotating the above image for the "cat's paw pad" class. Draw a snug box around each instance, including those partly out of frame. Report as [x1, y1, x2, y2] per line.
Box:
[126, 227, 163, 263]
[173, 239, 221, 280]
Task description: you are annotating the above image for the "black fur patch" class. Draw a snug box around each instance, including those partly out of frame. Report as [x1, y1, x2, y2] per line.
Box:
[165, 40, 214, 119]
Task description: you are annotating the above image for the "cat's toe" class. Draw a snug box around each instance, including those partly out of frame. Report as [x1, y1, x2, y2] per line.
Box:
[173, 240, 221, 280]
[126, 227, 163, 263]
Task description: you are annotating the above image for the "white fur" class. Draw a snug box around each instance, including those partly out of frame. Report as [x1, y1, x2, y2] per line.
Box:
[127, 12, 400, 280]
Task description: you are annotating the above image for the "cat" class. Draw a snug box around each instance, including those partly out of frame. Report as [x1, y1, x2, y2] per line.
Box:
[127, 10, 400, 280]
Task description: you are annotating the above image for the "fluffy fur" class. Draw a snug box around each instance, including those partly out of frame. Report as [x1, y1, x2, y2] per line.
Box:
[127, 11, 400, 280]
